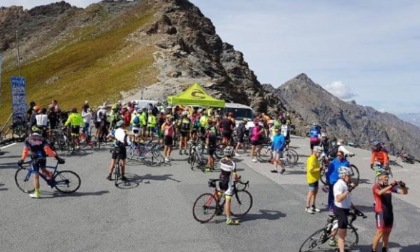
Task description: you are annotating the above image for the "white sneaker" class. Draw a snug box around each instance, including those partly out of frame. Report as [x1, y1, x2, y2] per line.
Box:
[252, 158, 257, 163]
[165, 157, 170, 163]
[305, 207, 314, 214]
[29, 192, 40, 199]
[312, 207, 321, 213]
[235, 153, 241, 157]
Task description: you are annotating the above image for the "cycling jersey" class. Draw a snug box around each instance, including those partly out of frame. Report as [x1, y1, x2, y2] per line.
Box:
[219, 158, 237, 196]
[371, 150, 389, 165]
[64, 112, 84, 127]
[306, 154, 321, 184]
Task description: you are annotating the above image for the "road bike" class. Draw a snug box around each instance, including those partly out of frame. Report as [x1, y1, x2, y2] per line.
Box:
[15, 158, 81, 194]
[128, 140, 164, 166]
[192, 178, 253, 223]
[111, 149, 125, 187]
[299, 209, 367, 252]
[188, 140, 207, 171]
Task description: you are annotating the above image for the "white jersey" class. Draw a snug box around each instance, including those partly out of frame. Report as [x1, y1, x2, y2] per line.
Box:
[35, 114, 48, 126]
[333, 179, 352, 209]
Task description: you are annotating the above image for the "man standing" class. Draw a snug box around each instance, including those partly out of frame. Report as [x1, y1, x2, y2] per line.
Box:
[270, 127, 286, 174]
[305, 146, 323, 214]
[371, 170, 408, 252]
[326, 151, 350, 213]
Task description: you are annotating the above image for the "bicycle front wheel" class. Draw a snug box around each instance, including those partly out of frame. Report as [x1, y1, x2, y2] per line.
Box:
[192, 193, 218, 223]
[54, 170, 81, 193]
[350, 164, 360, 185]
[230, 190, 253, 217]
[345, 225, 359, 248]
[299, 228, 329, 252]
[114, 162, 120, 187]
[15, 168, 35, 193]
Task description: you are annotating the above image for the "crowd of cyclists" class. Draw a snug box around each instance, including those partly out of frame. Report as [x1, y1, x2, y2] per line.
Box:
[18, 99, 409, 250]
[305, 122, 409, 252]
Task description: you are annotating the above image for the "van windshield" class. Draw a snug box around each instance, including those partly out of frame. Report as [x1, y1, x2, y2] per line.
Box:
[225, 108, 253, 120]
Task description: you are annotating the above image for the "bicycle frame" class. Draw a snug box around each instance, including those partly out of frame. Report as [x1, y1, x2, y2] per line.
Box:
[19, 159, 61, 187]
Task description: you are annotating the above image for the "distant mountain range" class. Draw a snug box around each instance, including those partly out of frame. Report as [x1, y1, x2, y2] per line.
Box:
[396, 113, 420, 128]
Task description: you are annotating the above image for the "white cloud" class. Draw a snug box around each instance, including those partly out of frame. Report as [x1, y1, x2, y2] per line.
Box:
[324, 81, 357, 100]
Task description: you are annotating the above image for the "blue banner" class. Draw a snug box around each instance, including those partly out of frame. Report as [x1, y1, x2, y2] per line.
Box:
[10, 76, 27, 123]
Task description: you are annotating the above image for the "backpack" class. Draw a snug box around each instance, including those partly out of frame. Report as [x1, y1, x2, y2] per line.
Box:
[133, 116, 140, 125]
[180, 119, 190, 131]
[329, 144, 340, 158]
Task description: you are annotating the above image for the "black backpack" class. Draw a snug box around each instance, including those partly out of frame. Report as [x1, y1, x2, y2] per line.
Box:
[329, 145, 340, 158]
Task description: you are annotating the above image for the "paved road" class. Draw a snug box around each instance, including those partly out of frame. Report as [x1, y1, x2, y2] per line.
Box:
[0, 136, 419, 252]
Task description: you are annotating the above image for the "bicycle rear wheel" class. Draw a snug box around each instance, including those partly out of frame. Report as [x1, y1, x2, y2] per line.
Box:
[114, 162, 120, 187]
[15, 168, 35, 193]
[230, 190, 253, 217]
[54, 170, 81, 193]
[192, 193, 218, 223]
[288, 148, 299, 164]
[299, 228, 329, 252]
[259, 146, 272, 162]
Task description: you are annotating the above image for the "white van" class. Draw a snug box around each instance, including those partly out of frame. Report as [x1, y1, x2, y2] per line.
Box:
[224, 103, 255, 129]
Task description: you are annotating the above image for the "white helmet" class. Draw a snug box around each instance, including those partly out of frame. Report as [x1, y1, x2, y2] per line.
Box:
[336, 139, 343, 145]
[223, 146, 234, 157]
[313, 146, 323, 153]
[339, 166, 352, 177]
[182, 111, 188, 116]
[321, 132, 327, 138]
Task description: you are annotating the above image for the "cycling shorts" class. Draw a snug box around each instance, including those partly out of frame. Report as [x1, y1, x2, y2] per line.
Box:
[273, 150, 283, 159]
[308, 181, 319, 191]
[251, 140, 262, 146]
[333, 207, 350, 229]
[375, 211, 393, 231]
[112, 146, 127, 160]
[31, 158, 47, 174]
[164, 136, 173, 146]
[180, 131, 189, 138]
[222, 131, 232, 139]
[71, 126, 80, 136]
[219, 181, 234, 197]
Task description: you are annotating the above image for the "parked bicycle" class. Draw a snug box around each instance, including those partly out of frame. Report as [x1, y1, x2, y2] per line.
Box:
[188, 140, 207, 171]
[15, 158, 81, 194]
[192, 178, 253, 223]
[299, 209, 367, 252]
[127, 140, 164, 166]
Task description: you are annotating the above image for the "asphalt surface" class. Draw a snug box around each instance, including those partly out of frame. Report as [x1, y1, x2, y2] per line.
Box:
[0, 136, 419, 252]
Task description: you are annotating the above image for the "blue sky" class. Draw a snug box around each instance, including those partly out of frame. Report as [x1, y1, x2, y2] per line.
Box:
[3, 0, 420, 114]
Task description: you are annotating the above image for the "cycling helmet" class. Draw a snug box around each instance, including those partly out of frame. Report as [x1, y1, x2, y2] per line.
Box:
[321, 132, 327, 138]
[313, 146, 323, 153]
[312, 122, 318, 126]
[268, 120, 274, 124]
[223, 146, 234, 157]
[116, 120, 124, 128]
[31, 126, 42, 133]
[336, 139, 343, 145]
[372, 140, 381, 148]
[378, 169, 390, 176]
[258, 122, 264, 127]
[338, 166, 352, 177]
[182, 111, 188, 116]
[33, 105, 41, 112]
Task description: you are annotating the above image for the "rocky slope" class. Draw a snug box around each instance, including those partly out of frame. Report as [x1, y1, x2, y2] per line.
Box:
[0, 0, 285, 116]
[263, 73, 420, 158]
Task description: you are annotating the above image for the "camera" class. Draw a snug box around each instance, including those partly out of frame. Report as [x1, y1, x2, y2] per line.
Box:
[398, 181, 406, 188]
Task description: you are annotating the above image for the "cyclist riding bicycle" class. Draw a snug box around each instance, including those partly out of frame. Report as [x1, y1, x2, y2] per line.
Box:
[18, 126, 65, 199]
[106, 120, 131, 181]
[218, 146, 240, 225]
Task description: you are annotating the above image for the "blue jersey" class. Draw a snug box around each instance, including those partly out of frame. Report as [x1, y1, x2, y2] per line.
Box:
[309, 126, 320, 138]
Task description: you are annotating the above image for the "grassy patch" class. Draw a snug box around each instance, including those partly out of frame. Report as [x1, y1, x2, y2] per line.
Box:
[0, 2, 158, 121]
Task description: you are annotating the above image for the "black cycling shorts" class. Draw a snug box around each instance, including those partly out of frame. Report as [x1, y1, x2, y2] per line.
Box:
[164, 136, 173, 146]
[112, 147, 127, 160]
[334, 206, 350, 229]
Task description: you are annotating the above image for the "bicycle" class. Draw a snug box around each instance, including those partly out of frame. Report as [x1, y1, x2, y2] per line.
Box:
[111, 149, 125, 187]
[128, 140, 164, 166]
[299, 209, 367, 252]
[192, 178, 253, 223]
[15, 158, 81, 194]
[188, 140, 207, 171]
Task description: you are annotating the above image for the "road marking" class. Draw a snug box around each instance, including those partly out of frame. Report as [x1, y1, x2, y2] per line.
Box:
[1, 142, 17, 149]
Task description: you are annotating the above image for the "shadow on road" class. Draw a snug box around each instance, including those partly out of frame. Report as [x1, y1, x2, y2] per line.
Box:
[0, 182, 8, 191]
[357, 241, 420, 252]
[241, 209, 286, 223]
[40, 190, 111, 198]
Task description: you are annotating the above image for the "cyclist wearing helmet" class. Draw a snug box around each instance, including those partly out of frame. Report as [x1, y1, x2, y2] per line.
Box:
[18, 126, 64, 199]
[326, 151, 350, 214]
[305, 146, 323, 214]
[309, 122, 321, 152]
[106, 120, 131, 181]
[64, 108, 84, 149]
[370, 141, 389, 170]
[204, 119, 219, 172]
[332, 166, 358, 251]
[250, 122, 264, 162]
[177, 111, 191, 155]
[271, 127, 286, 174]
[218, 146, 240, 225]
[371, 170, 408, 252]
